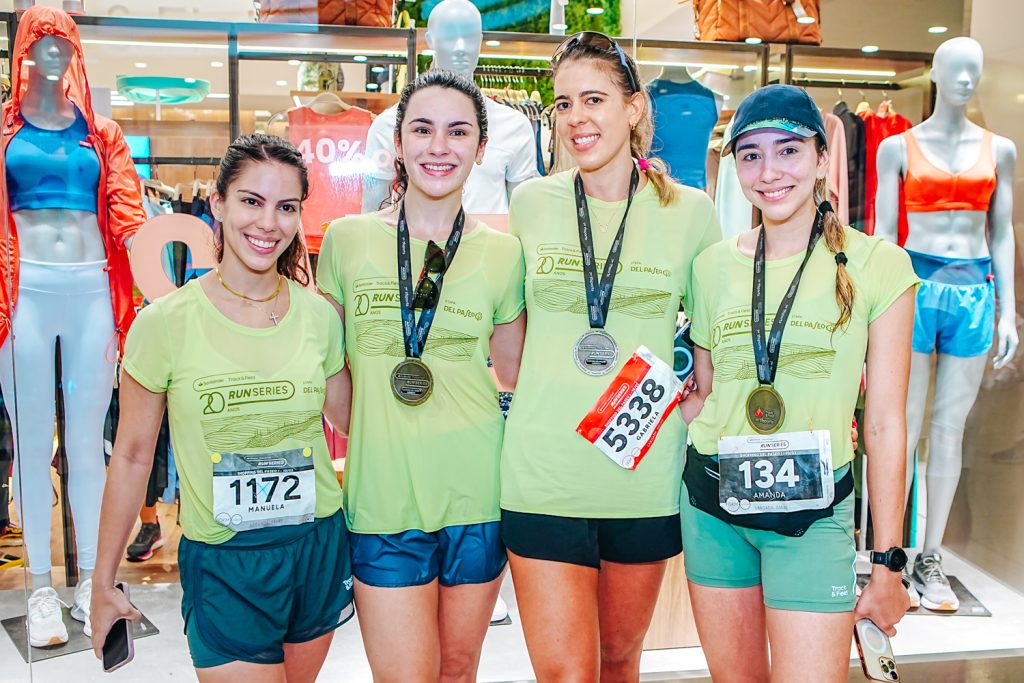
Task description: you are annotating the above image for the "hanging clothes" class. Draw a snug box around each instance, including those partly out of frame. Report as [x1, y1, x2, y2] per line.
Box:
[860, 106, 911, 236]
[715, 118, 755, 238]
[822, 111, 850, 226]
[833, 101, 867, 231]
[648, 78, 719, 189]
[287, 105, 374, 254]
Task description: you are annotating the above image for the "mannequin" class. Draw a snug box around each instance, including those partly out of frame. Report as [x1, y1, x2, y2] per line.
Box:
[875, 37, 1017, 611]
[361, 0, 538, 215]
[0, 7, 145, 647]
[648, 66, 721, 189]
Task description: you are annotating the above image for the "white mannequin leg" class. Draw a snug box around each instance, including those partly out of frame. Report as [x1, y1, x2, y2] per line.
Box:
[904, 352, 933, 506]
[921, 353, 987, 555]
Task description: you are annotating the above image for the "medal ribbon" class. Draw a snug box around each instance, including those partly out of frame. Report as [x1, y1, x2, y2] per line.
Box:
[397, 202, 465, 359]
[574, 164, 640, 330]
[751, 203, 830, 386]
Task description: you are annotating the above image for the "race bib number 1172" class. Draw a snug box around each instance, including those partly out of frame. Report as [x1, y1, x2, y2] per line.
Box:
[577, 346, 684, 470]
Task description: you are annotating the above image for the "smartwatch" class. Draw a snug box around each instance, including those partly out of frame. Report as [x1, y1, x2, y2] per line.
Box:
[870, 546, 908, 573]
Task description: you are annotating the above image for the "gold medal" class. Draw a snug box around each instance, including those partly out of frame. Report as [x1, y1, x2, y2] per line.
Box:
[390, 359, 433, 406]
[746, 385, 785, 434]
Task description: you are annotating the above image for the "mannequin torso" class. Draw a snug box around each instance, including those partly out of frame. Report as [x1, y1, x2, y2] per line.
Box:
[9, 35, 103, 263]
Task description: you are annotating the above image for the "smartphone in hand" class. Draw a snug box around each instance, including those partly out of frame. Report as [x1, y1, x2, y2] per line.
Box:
[102, 582, 135, 673]
[854, 618, 898, 682]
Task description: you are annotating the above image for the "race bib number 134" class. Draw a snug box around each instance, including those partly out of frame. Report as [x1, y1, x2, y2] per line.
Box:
[577, 346, 684, 470]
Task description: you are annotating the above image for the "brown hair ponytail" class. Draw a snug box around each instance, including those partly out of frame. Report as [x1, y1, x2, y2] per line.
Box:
[814, 175, 854, 331]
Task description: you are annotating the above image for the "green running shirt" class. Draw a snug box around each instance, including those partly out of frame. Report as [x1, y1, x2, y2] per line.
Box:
[316, 214, 526, 534]
[688, 226, 919, 467]
[122, 279, 346, 544]
[501, 172, 721, 518]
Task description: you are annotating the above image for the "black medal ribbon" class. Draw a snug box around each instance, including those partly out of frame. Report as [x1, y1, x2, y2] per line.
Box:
[751, 202, 831, 387]
[574, 164, 640, 330]
[397, 202, 465, 359]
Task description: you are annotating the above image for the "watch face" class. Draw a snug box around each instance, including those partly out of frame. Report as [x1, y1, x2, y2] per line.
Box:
[889, 547, 908, 571]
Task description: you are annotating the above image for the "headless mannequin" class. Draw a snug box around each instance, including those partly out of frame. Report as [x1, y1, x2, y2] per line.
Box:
[361, 0, 535, 214]
[875, 37, 1017, 603]
[2, 36, 113, 591]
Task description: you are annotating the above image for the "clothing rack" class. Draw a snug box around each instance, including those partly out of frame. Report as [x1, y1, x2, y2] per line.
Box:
[133, 156, 222, 166]
[474, 65, 550, 78]
[789, 79, 903, 91]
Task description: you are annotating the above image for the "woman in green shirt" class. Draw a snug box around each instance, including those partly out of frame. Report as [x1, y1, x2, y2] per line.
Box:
[316, 70, 527, 682]
[90, 135, 354, 681]
[681, 85, 917, 681]
[500, 32, 720, 680]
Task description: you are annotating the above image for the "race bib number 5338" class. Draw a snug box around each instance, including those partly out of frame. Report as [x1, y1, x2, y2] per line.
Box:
[577, 346, 684, 470]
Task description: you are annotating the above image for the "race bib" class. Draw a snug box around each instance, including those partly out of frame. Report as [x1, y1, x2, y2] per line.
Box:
[577, 346, 684, 470]
[717, 430, 833, 514]
[212, 448, 317, 532]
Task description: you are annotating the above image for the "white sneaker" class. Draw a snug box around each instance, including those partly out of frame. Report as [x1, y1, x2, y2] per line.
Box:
[912, 552, 959, 612]
[490, 595, 509, 623]
[27, 587, 69, 648]
[70, 577, 93, 637]
[903, 569, 920, 608]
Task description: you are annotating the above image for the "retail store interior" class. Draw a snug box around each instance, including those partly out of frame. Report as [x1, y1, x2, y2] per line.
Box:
[1, 0, 1024, 681]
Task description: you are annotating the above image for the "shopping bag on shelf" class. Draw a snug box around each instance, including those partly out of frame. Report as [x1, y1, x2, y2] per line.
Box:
[691, 0, 822, 45]
[258, 0, 394, 28]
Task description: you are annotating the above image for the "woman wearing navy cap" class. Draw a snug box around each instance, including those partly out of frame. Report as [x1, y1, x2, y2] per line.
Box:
[679, 84, 917, 681]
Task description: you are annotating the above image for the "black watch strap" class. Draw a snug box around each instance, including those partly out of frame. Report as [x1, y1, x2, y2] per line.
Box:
[870, 547, 908, 572]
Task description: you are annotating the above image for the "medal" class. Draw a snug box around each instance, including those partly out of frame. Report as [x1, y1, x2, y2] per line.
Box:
[745, 385, 785, 434]
[573, 329, 619, 376]
[572, 164, 640, 375]
[747, 204, 829, 432]
[393, 202, 465, 406]
[391, 358, 433, 406]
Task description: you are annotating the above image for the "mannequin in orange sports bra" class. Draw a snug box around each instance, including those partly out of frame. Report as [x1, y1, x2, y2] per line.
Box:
[875, 37, 1017, 614]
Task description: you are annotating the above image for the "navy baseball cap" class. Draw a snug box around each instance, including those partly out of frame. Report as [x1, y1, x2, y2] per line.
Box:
[723, 84, 827, 156]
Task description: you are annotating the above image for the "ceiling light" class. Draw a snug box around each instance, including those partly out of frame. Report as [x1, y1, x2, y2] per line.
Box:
[795, 66, 896, 77]
[255, 110, 272, 117]
[1015, 93, 1024, 104]
[288, 59, 301, 66]
[485, 40, 501, 47]
[928, 26, 948, 34]
[586, 7, 604, 15]
[745, 37, 763, 45]
[211, 60, 224, 67]
[796, 16, 815, 24]
[861, 45, 880, 53]
[366, 83, 380, 91]
[742, 65, 758, 72]
[207, 93, 229, 99]
[354, 55, 368, 62]
[371, 65, 386, 73]
[275, 80, 288, 86]
[134, 62, 147, 68]
[184, 77, 196, 83]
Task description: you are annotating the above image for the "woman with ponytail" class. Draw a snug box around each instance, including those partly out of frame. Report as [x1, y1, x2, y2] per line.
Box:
[679, 85, 917, 681]
[500, 32, 720, 680]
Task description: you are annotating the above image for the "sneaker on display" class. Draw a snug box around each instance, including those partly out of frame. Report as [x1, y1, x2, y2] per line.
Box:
[70, 577, 93, 637]
[27, 586, 69, 648]
[490, 595, 509, 623]
[903, 567, 920, 609]
[911, 552, 959, 612]
[0, 522, 23, 547]
[126, 522, 164, 562]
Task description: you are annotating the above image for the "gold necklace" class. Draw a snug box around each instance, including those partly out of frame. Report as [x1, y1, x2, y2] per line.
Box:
[215, 268, 283, 302]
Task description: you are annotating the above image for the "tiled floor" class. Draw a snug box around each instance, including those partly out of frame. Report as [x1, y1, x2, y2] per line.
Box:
[2, 547, 1024, 682]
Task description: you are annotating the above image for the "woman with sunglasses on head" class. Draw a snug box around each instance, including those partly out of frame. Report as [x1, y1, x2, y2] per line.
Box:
[316, 69, 526, 683]
[90, 134, 354, 682]
[500, 32, 720, 681]
[679, 85, 917, 681]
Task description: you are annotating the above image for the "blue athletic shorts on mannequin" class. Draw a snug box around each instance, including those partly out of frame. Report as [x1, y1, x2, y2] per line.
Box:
[350, 521, 505, 587]
[908, 250, 994, 358]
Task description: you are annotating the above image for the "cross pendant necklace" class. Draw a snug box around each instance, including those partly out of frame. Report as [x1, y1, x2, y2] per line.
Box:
[269, 310, 280, 325]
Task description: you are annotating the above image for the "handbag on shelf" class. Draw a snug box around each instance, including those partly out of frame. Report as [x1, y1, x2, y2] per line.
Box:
[692, 0, 822, 45]
[258, 0, 393, 28]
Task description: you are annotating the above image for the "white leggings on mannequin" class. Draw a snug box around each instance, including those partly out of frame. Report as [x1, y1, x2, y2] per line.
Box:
[0, 259, 116, 578]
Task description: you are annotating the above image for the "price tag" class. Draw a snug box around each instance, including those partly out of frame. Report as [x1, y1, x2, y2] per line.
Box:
[212, 448, 317, 532]
[577, 346, 684, 470]
[717, 431, 833, 514]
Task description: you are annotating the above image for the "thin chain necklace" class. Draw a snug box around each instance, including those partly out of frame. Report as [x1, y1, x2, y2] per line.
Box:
[215, 268, 284, 325]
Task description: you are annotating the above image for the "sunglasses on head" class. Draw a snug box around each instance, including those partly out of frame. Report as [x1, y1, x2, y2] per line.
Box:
[551, 31, 640, 95]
